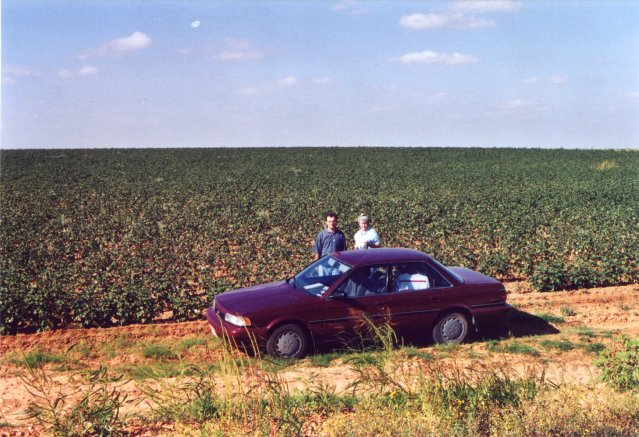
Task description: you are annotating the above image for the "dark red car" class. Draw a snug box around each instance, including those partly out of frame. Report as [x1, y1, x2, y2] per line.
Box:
[206, 248, 510, 358]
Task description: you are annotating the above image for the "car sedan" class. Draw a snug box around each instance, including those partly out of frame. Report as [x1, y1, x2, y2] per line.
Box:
[206, 248, 510, 358]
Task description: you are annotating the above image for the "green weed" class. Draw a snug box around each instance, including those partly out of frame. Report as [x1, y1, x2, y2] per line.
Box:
[22, 365, 130, 436]
[535, 313, 565, 324]
[101, 335, 135, 359]
[560, 306, 576, 316]
[595, 335, 639, 391]
[576, 327, 596, 338]
[540, 339, 574, 352]
[10, 350, 67, 369]
[177, 336, 208, 351]
[487, 340, 540, 357]
[142, 344, 177, 361]
[433, 342, 461, 354]
[581, 342, 605, 353]
[122, 362, 196, 381]
[402, 346, 434, 361]
[418, 363, 545, 434]
[307, 352, 341, 367]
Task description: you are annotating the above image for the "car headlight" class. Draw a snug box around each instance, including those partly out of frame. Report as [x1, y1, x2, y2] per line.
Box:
[224, 312, 252, 327]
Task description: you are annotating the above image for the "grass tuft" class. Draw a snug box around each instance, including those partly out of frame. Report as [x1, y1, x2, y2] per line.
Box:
[10, 351, 66, 369]
[142, 344, 177, 361]
[535, 313, 565, 324]
[540, 339, 574, 352]
[560, 306, 576, 316]
[487, 340, 540, 356]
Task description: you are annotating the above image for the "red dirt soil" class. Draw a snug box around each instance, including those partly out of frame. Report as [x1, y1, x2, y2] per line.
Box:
[1, 282, 638, 435]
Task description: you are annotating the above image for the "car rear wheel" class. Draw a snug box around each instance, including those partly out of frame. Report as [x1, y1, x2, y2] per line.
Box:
[432, 312, 469, 344]
[267, 324, 308, 359]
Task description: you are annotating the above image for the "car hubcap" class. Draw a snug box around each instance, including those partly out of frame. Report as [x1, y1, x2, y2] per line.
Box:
[441, 317, 463, 341]
[276, 332, 302, 357]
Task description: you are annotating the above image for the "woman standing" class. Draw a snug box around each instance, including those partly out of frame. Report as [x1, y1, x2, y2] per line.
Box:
[353, 214, 381, 249]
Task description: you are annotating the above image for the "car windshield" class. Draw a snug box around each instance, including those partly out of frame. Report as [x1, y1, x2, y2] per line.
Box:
[292, 256, 351, 297]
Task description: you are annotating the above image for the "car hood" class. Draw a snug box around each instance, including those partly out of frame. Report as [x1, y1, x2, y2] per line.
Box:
[448, 267, 502, 285]
[214, 280, 310, 315]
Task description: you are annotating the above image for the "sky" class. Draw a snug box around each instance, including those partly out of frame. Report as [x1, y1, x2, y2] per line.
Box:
[1, 0, 638, 149]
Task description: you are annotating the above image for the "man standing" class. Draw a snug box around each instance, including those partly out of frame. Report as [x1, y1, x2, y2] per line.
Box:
[312, 211, 346, 260]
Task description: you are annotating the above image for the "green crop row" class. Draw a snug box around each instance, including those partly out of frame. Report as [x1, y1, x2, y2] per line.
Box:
[1, 148, 638, 334]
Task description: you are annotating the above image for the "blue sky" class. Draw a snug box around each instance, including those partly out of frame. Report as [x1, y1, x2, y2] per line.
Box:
[2, 0, 638, 149]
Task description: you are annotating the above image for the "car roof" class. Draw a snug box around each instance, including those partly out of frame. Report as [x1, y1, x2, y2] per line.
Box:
[332, 248, 432, 268]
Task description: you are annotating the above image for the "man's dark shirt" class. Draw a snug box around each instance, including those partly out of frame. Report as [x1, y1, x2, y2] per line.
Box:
[312, 228, 346, 257]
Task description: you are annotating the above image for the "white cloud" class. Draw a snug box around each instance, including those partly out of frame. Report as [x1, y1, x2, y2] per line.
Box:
[390, 51, 478, 65]
[429, 92, 451, 101]
[523, 75, 568, 85]
[239, 76, 300, 95]
[504, 99, 536, 108]
[460, 15, 498, 28]
[627, 91, 639, 99]
[279, 76, 298, 85]
[497, 99, 547, 116]
[56, 70, 73, 78]
[371, 105, 393, 113]
[3, 65, 40, 77]
[400, 13, 449, 29]
[549, 74, 568, 85]
[451, 0, 521, 13]
[214, 51, 263, 61]
[78, 32, 151, 59]
[214, 38, 264, 61]
[330, 1, 350, 11]
[400, 12, 495, 29]
[331, 0, 367, 14]
[2, 65, 43, 84]
[57, 65, 99, 78]
[191, 20, 201, 28]
[112, 32, 151, 52]
[313, 77, 333, 84]
[224, 38, 250, 50]
[239, 86, 261, 95]
[79, 65, 99, 76]
[401, 0, 519, 30]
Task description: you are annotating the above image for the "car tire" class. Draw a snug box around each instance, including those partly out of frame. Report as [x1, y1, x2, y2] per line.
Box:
[266, 324, 308, 359]
[432, 312, 469, 344]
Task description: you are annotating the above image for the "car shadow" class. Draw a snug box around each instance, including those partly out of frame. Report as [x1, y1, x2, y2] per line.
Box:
[477, 308, 561, 340]
[401, 308, 560, 348]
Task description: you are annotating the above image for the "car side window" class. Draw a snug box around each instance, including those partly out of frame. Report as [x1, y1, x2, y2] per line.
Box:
[391, 262, 451, 292]
[337, 265, 388, 297]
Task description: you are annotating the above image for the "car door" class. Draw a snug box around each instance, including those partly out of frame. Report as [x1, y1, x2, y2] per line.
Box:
[386, 261, 457, 339]
[310, 265, 391, 346]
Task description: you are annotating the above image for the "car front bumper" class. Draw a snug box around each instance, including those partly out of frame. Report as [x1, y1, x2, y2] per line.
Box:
[205, 306, 268, 348]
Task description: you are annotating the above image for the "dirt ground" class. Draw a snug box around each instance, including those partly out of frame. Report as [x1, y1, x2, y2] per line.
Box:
[2, 282, 638, 435]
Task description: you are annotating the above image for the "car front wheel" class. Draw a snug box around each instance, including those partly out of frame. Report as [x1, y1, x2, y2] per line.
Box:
[432, 312, 469, 344]
[267, 324, 308, 358]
